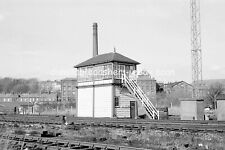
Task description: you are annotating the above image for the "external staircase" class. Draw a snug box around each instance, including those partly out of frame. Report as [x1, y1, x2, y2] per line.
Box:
[122, 74, 159, 119]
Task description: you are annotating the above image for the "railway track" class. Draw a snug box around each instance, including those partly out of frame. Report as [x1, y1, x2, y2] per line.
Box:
[1, 114, 225, 133]
[0, 134, 144, 150]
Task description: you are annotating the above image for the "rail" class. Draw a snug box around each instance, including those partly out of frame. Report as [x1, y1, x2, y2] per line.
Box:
[1, 115, 225, 132]
[0, 134, 145, 150]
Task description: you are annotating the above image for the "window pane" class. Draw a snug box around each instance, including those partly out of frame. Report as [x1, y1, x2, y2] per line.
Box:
[114, 96, 119, 107]
[114, 64, 119, 79]
[119, 65, 125, 79]
[96, 66, 100, 80]
[125, 66, 129, 77]
[100, 65, 104, 79]
[87, 67, 92, 81]
[108, 64, 113, 78]
[103, 64, 112, 79]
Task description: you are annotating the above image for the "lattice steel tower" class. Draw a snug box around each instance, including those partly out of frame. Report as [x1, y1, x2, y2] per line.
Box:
[190, 0, 202, 98]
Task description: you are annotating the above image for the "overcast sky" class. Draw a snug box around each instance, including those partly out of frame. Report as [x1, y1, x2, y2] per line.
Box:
[0, 0, 224, 82]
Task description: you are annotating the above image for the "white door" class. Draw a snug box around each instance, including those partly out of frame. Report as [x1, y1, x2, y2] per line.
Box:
[78, 87, 93, 117]
[94, 86, 112, 117]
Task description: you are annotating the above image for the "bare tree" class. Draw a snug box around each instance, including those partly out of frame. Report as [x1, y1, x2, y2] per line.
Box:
[0, 77, 41, 94]
[206, 82, 224, 109]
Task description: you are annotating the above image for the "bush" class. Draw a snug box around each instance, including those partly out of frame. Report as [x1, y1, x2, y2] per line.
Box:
[29, 130, 40, 136]
[14, 129, 26, 135]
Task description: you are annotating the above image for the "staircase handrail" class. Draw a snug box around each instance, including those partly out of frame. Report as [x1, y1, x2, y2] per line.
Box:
[122, 73, 159, 119]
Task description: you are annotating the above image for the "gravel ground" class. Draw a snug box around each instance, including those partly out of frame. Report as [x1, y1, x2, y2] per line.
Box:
[0, 123, 225, 150]
[60, 127, 225, 149]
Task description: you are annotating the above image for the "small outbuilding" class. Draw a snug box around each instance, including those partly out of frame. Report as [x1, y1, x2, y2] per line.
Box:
[216, 94, 225, 121]
[180, 98, 204, 120]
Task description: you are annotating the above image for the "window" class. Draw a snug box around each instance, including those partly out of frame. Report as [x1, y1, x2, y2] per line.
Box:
[113, 64, 125, 79]
[87, 67, 93, 81]
[78, 68, 85, 82]
[114, 96, 120, 107]
[130, 65, 135, 71]
[84, 67, 88, 81]
[125, 66, 130, 76]
[108, 64, 113, 78]
[113, 64, 120, 79]
[119, 65, 125, 78]
[103, 64, 112, 79]
[93, 65, 105, 80]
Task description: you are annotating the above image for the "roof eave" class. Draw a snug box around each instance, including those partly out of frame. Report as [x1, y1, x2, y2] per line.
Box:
[75, 61, 140, 68]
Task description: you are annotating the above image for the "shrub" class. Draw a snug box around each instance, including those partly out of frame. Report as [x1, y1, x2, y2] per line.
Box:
[29, 130, 40, 136]
[14, 129, 26, 135]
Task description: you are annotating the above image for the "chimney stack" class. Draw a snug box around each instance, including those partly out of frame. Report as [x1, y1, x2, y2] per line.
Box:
[93, 23, 98, 57]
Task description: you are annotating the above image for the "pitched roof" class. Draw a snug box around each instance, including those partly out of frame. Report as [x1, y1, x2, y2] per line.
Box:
[216, 94, 225, 100]
[165, 81, 192, 88]
[74, 52, 140, 68]
[180, 98, 204, 101]
[165, 81, 182, 87]
[61, 78, 77, 81]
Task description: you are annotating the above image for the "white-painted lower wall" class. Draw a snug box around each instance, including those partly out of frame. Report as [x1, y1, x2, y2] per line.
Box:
[217, 100, 225, 121]
[180, 101, 197, 120]
[77, 87, 93, 117]
[115, 86, 136, 118]
[115, 107, 130, 118]
[94, 86, 112, 117]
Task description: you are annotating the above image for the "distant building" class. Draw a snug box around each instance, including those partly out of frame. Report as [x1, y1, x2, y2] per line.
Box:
[61, 78, 77, 102]
[0, 93, 57, 103]
[39, 80, 61, 94]
[0, 93, 57, 114]
[164, 81, 193, 98]
[0, 94, 17, 102]
[137, 72, 156, 103]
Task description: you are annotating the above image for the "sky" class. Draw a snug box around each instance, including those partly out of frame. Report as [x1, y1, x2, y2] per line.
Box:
[0, 0, 224, 83]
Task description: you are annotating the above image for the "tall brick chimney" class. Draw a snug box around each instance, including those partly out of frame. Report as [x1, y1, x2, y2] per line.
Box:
[93, 23, 98, 57]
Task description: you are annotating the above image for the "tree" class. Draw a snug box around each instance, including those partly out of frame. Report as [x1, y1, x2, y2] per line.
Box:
[0, 83, 3, 93]
[28, 79, 40, 93]
[205, 82, 224, 109]
[156, 84, 193, 108]
[156, 91, 169, 107]
[0, 77, 41, 94]
[156, 83, 164, 93]
[13, 84, 30, 93]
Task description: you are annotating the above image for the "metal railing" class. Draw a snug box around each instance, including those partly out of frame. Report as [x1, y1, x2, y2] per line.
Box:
[122, 73, 159, 119]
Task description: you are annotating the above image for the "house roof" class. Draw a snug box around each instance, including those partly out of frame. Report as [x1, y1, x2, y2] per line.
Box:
[216, 94, 225, 100]
[74, 52, 140, 68]
[179, 98, 204, 101]
[165, 81, 192, 88]
[61, 78, 77, 81]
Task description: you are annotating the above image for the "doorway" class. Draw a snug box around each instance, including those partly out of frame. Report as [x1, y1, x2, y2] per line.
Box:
[130, 101, 136, 119]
